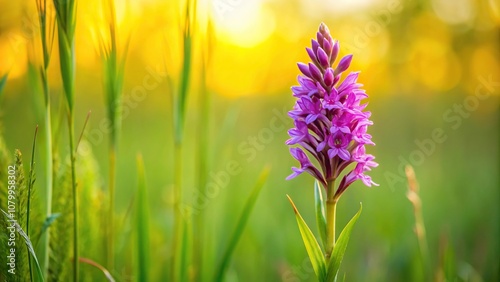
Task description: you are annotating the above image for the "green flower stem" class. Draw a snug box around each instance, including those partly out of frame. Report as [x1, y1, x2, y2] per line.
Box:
[325, 180, 337, 263]
[68, 113, 79, 282]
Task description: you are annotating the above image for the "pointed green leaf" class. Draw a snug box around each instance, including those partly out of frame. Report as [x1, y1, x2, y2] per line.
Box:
[213, 166, 270, 282]
[314, 181, 327, 248]
[287, 195, 326, 281]
[326, 203, 362, 281]
[56, 27, 74, 111]
[0, 73, 8, 104]
[35, 213, 61, 245]
[0, 73, 8, 97]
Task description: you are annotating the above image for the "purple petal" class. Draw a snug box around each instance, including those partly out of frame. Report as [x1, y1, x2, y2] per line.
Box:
[305, 114, 319, 124]
[324, 68, 334, 86]
[286, 167, 303, 180]
[308, 63, 323, 82]
[297, 63, 312, 78]
[338, 72, 359, 92]
[306, 47, 318, 64]
[316, 141, 326, 152]
[338, 149, 350, 161]
[311, 39, 320, 53]
[330, 41, 339, 65]
[328, 148, 338, 159]
[323, 40, 332, 56]
[335, 54, 353, 75]
[317, 48, 329, 69]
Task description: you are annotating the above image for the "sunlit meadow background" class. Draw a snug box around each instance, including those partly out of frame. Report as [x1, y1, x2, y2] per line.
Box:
[0, 0, 499, 281]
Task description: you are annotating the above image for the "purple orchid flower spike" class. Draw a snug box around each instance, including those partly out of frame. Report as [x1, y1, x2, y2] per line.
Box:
[286, 23, 377, 279]
[286, 22, 377, 200]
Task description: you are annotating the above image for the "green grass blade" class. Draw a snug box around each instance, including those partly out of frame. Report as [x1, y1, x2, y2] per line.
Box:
[26, 126, 39, 282]
[326, 203, 362, 281]
[174, 0, 196, 144]
[0, 73, 8, 105]
[287, 195, 326, 281]
[213, 166, 270, 282]
[0, 73, 8, 99]
[314, 181, 327, 249]
[56, 27, 74, 111]
[135, 154, 149, 282]
[35, 213, 61, 246]
[1, 209, 45, 282]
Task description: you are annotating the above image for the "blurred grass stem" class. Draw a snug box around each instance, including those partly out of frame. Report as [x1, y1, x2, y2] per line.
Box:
[172, 141, 183, 281]
[194, 21, 211, 280]
[68, 113, 79, 281]
[406, 165, 430, 279]
[35, 0, 55, 275]
[171, 0, 196, 280]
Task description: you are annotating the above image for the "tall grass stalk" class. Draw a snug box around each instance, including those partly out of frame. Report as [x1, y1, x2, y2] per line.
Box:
[98, 0, 129, 270]
[193, 19, 213, 281]
[52, 0, 78, 280]
[172, 0, 196, 280]
[26, 126, 39, 282]
[405, 165, 430, 279]
[34, 0, 55, 276]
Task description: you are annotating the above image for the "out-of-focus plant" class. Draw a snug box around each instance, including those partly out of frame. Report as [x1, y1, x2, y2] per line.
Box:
[33, 0, 56, 276]
[96, 0, 130, 270]
[170, 0, 196, 280]
[52, 0, 79, 280]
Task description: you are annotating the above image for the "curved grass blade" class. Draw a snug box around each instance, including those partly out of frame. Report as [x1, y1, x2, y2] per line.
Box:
[326, 203, 362, 281]
[1, 209, 45, 282]
[213, 166, 270, 282]
[35, 213, 61, 245]
[0, 73, 7, 99]
[287, 195, 326, 281]
[26, 125, 39, 282]
[314, 181, 327, 248]
[79, 257, 115, 282]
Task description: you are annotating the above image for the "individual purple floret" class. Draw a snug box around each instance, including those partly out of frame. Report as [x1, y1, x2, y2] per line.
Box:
[286, 23, 378, 199]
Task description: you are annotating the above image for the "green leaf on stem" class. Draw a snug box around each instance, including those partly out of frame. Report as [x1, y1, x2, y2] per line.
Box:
[213, 166, 270, 282]
[287, 195, 326, 281]
[314, 181, 327, 248]
[326, 203, 362, 281]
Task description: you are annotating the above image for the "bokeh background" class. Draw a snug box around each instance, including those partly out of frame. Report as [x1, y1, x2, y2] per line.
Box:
[0, 0, 499, 281]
